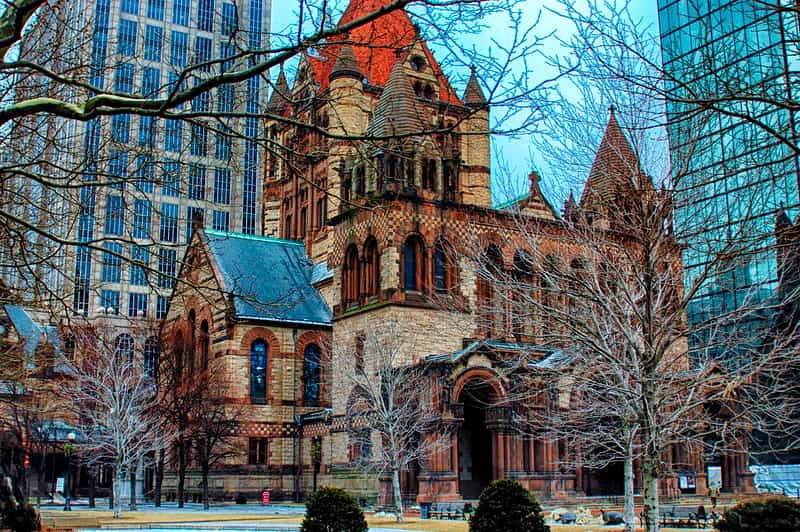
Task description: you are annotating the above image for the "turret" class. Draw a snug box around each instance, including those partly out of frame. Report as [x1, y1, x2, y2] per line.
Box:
[459, 67, 491, 207]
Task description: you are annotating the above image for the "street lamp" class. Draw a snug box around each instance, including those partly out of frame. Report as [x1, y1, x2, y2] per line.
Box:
[63, 432, 76, 511]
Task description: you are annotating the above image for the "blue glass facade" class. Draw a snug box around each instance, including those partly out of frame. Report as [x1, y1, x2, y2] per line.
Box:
[658, 0, 800, 352]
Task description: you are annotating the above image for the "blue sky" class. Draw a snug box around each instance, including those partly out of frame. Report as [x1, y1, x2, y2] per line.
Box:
[269, 0, 660, 206]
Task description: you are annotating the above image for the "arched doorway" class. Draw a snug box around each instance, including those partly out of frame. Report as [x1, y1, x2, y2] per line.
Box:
[458, 380, 496, 498]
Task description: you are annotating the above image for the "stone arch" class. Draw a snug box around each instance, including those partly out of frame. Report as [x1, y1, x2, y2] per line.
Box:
[452, 367, 506, 404]
[295, 330, 330, 407]
[239, 327, 281, 403]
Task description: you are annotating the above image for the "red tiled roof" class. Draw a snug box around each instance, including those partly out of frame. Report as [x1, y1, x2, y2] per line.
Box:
[311, 0, 462, 105]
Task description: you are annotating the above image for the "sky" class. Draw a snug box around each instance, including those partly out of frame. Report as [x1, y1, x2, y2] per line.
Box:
[269, 0, 660, 206]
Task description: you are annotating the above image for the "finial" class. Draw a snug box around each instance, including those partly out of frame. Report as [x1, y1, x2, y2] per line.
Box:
[609, 104, 616, 115]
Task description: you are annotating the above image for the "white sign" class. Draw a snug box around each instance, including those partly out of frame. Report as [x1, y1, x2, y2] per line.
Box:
[56, 477, 64, 494]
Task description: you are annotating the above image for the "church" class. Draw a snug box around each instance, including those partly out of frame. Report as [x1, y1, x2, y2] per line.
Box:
[162, 0, 752, 505]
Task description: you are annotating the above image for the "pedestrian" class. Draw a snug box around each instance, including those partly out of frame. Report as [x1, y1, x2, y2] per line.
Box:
[709, 481, 720, 509]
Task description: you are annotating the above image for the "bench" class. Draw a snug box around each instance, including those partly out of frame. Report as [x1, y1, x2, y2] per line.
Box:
[655, 506, 718, 529]
[430, 502, 473, 520]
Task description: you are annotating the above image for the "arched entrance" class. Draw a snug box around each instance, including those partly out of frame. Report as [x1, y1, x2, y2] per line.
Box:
[457, 380, 496, 498]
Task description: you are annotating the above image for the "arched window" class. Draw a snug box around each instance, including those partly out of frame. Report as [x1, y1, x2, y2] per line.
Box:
[513, 250, 536, 339]
[478, 245, 504, 338]
[342, 244, 360, 305]
[250, 339, 268, 403]
[434, 238, 456, 293]
[569, 258, 587, 327]
[362, 237, 380, 298]
[403, 235, 425, 292]
[200, 320, 209, 371]
[173, 330, 184, 383]
[114, 333, 134, 362]
[188, 310, 196, 376]
[541, 255, 563, 341]
[303, 343, 322, 406]
[144, 336, 160, 379]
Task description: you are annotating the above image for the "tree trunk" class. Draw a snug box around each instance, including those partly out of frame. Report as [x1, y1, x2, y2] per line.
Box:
[113, 465, 124, 518]
[109, 467, 114, 510]
[642, 460, 660, 532]
[177, 440, 186, 509]
[88, 465, 95, 508]
[154, 449, 164, 507]
[390, 445, 404, 523]
[129, 464, 137, 511]
[623, 446, 635, 532]
[202, 463, 210, 510]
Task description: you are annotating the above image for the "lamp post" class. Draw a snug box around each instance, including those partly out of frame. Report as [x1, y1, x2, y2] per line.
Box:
[63, 432, 76, 511]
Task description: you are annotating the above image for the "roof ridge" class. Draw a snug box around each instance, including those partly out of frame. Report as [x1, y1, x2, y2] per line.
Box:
[204, 229, 305, 246]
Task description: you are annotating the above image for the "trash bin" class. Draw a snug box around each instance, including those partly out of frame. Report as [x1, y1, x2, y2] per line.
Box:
[420, 502, 432, 519]
[261, 489, 271, 505]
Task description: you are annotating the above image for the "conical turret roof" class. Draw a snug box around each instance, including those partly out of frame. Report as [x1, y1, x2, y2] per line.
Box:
[329, 44, 363, 82]
[267, 67, 291, 112]
[580, 106, 645, 207]
[463, 67, 487, 107]
[365, 57, 425, 139]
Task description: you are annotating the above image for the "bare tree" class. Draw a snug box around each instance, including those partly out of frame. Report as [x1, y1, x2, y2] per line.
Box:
[337, 319, 449, 522]
[192, 397, 239, 511]
[65, 322, 173, 518]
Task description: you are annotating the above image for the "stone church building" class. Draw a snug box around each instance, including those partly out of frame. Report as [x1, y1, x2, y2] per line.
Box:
[162, 0, 754, 504]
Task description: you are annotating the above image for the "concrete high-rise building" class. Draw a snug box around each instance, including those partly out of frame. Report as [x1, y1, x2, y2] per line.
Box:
[3, 0, 271, 323]
[658, 0, 800, 349]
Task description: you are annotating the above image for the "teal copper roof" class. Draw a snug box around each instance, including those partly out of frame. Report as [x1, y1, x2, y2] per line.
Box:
[203, 230, 332, 327]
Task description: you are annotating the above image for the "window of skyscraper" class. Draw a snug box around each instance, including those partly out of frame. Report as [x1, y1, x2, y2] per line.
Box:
[104, 195, 125, 235]
[169, 30, 188, 67]
[221, 3, 237, 36]
[164, 118, 183, 152]
[130, 245, 150, 286]
[194, 36, 212, 71]
[141, 66, 161, 97]
[157, 248, 177, 288]
[161, 160, 181, 197]
[188, 164, 206, 199]
[146, 0, 164, 20]
[100, 289, 120, 314]
[215, 131, 231, 160]
[189, 123, 207, 156]
[216, 84, 234, 112]
[198, 0, 215, 32]
[135, 155, 155, 193]
[133, 198, 152, 238]
[219, 42, 235, 73]
[212, 210, 230, 231]
[172, 0, 190, 26]
[128, 293, 149, 317]
[214, 168, 231, 204]
[144, 25, 163, 62]
[118, 19, 138, 56]
[138, 115, 158, 148]
[159, 202, 179, 242]
[108, 150, 128, 189]
[156, 294, 169, 319]
[111, 115, 131, 144]
[248, 0, 263, 49]
[114, 62, 135, 94]
[186, 206, 204, 242]
[101, 242, 123, 282]
[121, 0, 139, 16]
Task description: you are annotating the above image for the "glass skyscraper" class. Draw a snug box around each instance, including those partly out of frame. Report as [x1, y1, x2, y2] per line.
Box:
[6, 0, 271, 321]
[658, 0, 800, 351]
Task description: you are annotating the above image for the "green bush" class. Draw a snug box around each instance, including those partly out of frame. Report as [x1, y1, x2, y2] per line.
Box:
[716, 496, 800, 532]
[0, 483, 40, 532]
[470, 479, 549, 532]
[301, 487, 368, 532]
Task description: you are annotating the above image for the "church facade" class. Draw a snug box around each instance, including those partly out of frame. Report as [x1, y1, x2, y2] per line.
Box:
[162, 0, 754, 504]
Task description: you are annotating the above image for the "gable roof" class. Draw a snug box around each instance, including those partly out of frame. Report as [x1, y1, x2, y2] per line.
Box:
[202, 230, 332, 327]
[307, 0, 461, 104]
